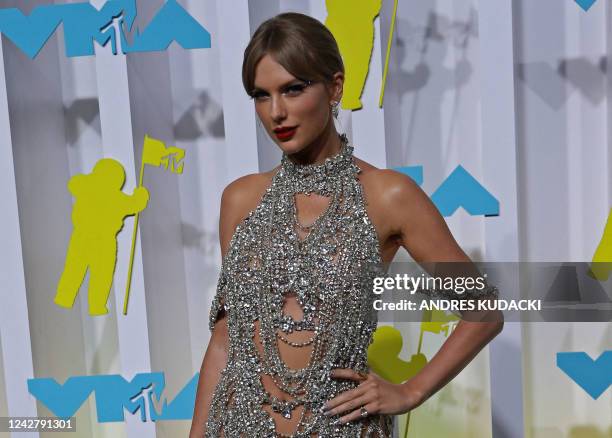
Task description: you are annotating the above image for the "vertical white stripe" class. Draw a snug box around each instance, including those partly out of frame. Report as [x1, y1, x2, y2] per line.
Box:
[216, 0, 259, 180]
[56, 26, 126, 437]
[478, 1, 524, 438]
[608, 1, 612, 206]
[92, 13, 154, 436]
[177, 0, 227, 370]
[0, 35, 39, 438]
[565, 3, 584, 260]
[249, 1, 281, 172]
[308, 0, 327, 22]
[350, 13, 388, 169]
[378, 0, 402, 169]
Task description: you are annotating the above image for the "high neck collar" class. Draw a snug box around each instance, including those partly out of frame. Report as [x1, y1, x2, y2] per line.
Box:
[278, 133, 359, 196]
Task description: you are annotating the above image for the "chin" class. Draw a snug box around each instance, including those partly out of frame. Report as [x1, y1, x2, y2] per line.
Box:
[275, 138, 305, 155]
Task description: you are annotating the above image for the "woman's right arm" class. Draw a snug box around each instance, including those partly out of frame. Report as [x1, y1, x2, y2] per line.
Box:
[189, 175, 264, 437]
[189, 313, 228, 438]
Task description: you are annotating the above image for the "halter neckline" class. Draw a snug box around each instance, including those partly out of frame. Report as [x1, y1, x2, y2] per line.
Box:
[278, 133, 359, 196]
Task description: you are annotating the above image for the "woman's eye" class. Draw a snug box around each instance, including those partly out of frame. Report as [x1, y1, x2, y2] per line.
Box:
[284, 84, 307, 96]
[251, 92, 269, 101]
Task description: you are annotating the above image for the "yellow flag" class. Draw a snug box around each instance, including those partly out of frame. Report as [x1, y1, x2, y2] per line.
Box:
[123, 135, 185, 315]
[589, 207, 612, 281]
[420, 309, 460, 337]
[142, 135, 185, 174]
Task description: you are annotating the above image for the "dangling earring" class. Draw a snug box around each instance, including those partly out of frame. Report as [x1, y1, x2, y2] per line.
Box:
[331, 100, 340, 119]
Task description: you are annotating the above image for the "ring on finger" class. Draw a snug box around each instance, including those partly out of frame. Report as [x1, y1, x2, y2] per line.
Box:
[360, 406, 369, 418]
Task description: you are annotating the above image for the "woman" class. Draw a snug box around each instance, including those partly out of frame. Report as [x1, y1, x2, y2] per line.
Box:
[190, 12, 503, 437]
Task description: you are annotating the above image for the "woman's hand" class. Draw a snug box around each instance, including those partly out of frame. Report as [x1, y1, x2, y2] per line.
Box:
[322, 369, 424, 425]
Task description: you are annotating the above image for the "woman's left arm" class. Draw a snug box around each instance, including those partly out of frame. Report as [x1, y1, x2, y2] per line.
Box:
[324, 171, 504, 424]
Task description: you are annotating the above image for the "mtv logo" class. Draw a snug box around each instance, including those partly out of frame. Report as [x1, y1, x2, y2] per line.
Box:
[28, 372, 199, 422]
[0, 0, 211, 59]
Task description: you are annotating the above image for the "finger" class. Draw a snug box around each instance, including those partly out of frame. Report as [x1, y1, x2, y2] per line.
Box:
[324, 384, 368, 412]
[325, 393, 373, 417]
[329, 368, 364, 381]
[337, 401, 379, 425]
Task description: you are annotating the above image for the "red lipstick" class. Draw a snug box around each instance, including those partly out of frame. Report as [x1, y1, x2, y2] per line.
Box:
[274, 126, 297, 141]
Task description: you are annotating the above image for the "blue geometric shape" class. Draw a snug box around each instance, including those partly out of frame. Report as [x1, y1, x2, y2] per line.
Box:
[430, 165, 499, 217]
[0, 6, 63, 59]
[28, 376, 95, 420]
[92, 373, 166, 422]
[575, 0, 597, 11]
[557, 351, 612, 399]
[149, 373, 199, 420]
[124, 0, 211, 53]
[394, 166, 423, 186]
[61, 0, 138, 57]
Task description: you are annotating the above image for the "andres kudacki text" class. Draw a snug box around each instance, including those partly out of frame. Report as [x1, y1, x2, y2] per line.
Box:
[372, 274, 541, 312]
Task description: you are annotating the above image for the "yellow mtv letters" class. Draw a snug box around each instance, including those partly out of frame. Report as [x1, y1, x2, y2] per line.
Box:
[325, 0, 382, 110]
[421, 309, 459, 336]
[54, 159, 149, 316]
[142, 135, 185, 174]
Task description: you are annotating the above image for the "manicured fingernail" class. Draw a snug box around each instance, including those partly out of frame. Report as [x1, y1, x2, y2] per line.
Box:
[324, 409, 333, 416]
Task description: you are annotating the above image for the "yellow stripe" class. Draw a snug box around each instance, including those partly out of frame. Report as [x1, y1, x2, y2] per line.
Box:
[379, 0, 399, 108]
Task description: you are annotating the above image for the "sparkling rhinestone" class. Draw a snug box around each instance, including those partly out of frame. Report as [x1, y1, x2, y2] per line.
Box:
[204, 133, 404, 437]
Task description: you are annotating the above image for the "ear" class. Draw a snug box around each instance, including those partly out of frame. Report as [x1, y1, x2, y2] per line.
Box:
[327, 72, 344, 103]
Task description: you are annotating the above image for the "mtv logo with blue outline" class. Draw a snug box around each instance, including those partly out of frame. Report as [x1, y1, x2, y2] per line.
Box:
[0, 0, 211, 59]
[394, 165, 499, 217]
[28, 372, 199, 422]
[557, 351, 612, 399]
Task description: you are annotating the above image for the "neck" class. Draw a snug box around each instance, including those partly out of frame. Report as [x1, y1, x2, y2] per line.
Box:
[279, 132, 355, 196]
[286, 122, 343, 166]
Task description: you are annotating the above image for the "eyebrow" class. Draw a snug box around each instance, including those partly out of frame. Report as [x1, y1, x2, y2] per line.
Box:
[251, 78, 305, 94]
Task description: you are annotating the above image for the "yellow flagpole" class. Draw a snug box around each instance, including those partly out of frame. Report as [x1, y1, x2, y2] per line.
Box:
[379, 0, 399, 108]
[404, 310, 429, 438]
[123, 155, 146, 315]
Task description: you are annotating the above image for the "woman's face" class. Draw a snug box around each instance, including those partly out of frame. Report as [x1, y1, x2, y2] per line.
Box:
[251, 54, 340, 155]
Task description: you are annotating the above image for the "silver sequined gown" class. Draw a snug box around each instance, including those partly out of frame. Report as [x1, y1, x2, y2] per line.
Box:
[206, 135, 393, 437]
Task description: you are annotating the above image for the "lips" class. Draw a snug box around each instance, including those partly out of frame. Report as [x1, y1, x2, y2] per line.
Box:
[274, 126, 297, 140]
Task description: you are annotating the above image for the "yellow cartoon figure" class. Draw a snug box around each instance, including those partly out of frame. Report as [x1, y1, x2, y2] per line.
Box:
[589, 207, 612, 281]
[54, 159, 149, 316]
[367, 325, 427, 384]
[325, 0, 382, 110]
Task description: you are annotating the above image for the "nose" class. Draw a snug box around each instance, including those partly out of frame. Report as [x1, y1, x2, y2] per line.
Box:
[270, 95, 287, 123]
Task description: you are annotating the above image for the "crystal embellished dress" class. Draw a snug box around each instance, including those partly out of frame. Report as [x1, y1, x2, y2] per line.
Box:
[205, 134, 393, 437]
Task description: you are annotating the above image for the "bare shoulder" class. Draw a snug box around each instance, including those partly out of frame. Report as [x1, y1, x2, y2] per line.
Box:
[219, 167, 278, 255]
[221, 168, 277, 222]
[354, 157, 425, 208]
[354, 157, 439, 242]
[355, 157, 467, 262]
